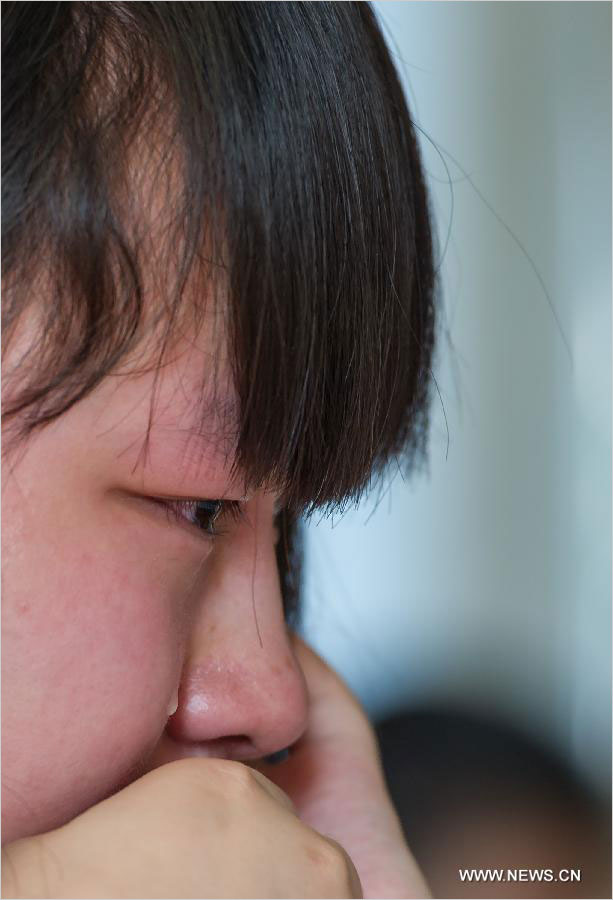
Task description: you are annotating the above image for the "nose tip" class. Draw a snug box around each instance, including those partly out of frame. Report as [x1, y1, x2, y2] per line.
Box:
[166, 650, 308, 760]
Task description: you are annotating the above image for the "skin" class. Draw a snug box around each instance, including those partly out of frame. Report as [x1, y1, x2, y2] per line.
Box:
[2, 756, 363, 899]
[2, 319, 310, 841]
[2, 270, 429, 899]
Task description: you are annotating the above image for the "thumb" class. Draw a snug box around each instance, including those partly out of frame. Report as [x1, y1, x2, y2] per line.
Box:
[289, 635, 377, 748]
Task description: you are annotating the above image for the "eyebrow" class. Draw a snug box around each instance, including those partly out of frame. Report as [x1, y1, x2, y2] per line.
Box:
[179, 392, 240, 460]
[172, 424, 238, 473]
[140, 404, 245, 496]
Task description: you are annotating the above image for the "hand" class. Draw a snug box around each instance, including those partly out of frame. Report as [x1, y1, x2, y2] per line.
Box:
[1, 757, 362, 899]
[254, 638, 430, 899]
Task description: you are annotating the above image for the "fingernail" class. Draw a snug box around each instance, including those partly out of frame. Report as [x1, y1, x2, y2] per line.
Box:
[263, 747, 290, 765]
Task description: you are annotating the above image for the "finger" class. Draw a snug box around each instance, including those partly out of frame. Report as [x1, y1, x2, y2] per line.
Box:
[288, 634, 373, 743]
[324, 837, 364, 899]
[289, 634, 346, 701]
[246, 764, 298, 814]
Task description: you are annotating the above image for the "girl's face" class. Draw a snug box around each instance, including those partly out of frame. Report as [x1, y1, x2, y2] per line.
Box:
[1, 318, 309, 844]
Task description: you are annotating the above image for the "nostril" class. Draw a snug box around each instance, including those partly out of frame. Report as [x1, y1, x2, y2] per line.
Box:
[166, 689, 179, 717]
[206, 735, 258, 759]
[156, 731, 262, 763]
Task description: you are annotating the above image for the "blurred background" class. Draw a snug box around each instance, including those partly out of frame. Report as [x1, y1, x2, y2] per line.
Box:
[299, 3, 611, 897]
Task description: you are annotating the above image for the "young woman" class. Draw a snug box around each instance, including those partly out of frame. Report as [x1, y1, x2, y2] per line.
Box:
[2, 3, 436, 896]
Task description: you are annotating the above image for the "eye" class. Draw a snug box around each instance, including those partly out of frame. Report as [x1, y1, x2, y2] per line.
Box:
[161, 498, 243, 537]
[184, 499, 224, 535]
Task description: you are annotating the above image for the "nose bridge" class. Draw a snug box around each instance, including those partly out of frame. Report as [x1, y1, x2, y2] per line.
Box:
[167, 497, 308, 757]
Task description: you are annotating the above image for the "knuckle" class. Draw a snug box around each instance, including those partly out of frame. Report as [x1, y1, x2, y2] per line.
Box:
[312, 835, 357, 891]
[152, 757, 247, 798]
[214, 759, 257, 790]
[187, 758, 262, 803]
[327, 839, 362, 896]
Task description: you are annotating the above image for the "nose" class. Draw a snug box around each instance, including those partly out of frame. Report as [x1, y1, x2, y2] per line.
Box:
[164, 495, 308, 761]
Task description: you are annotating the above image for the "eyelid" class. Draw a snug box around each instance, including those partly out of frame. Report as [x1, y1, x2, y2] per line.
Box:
[160, 497, 244, 539]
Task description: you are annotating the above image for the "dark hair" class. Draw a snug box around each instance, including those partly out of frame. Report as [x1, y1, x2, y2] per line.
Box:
[2, 2, 437, 520]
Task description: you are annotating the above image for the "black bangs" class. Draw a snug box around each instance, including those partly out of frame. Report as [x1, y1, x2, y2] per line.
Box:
[2, 2, 437, 514]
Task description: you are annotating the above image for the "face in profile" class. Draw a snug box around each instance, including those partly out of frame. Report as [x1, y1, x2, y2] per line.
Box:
[1, 2, 436, 845]
[2, 316, 310, 843]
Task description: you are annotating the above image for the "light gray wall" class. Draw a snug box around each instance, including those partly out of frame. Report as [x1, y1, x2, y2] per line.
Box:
[301, 2, 611, 798]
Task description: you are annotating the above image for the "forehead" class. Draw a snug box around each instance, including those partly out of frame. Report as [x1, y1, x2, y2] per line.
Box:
[113, 135, 239, 485]
[83, 310, 245, 497]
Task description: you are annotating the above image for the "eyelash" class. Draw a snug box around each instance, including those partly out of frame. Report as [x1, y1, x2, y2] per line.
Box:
[160, 498, 245, 538]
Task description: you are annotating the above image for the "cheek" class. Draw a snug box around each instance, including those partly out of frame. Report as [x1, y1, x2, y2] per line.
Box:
[2, 517, 190, 841]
